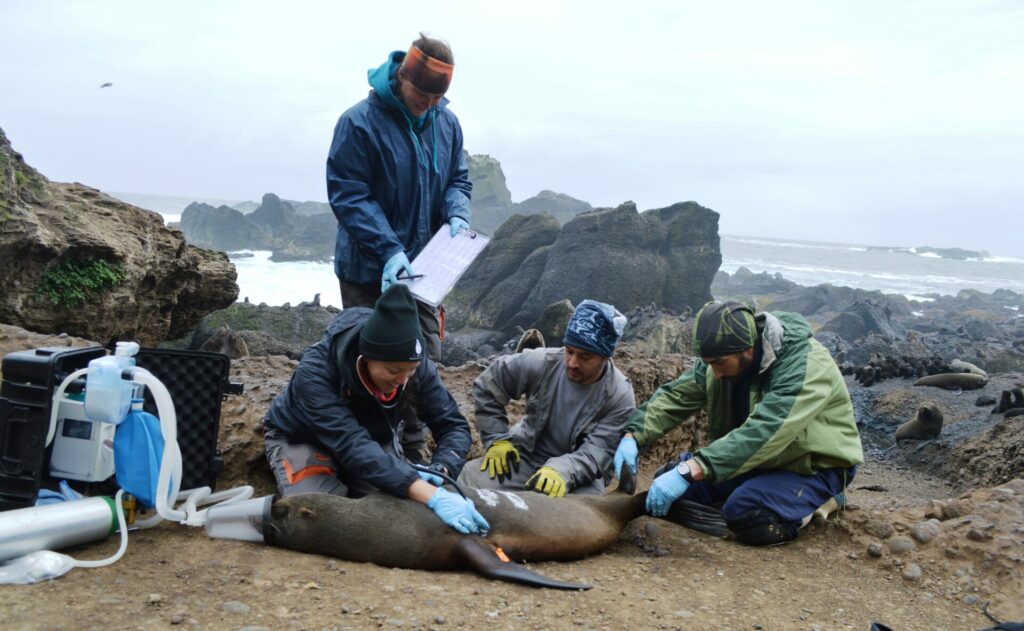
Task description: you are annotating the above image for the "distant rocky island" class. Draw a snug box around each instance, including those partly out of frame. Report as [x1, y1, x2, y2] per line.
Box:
[867, 245, 991, 261]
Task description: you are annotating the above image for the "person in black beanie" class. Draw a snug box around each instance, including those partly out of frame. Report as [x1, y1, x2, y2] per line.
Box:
[264, 285, 488, 535]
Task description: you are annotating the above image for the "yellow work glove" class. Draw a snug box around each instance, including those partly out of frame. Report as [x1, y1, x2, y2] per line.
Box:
[480, 439, 520, 482]
[525, 466, 567, 498]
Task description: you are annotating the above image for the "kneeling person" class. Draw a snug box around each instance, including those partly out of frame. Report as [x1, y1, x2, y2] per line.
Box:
[264, 285, 488, 535]
[614, 301, 863, 545]
[458, 300, 636, 496]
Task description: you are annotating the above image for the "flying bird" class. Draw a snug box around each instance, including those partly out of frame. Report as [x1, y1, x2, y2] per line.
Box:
[99, 82, 112, 88]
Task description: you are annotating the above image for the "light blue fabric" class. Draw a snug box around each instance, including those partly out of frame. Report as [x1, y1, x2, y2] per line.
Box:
[563, 300, 628, 357]
[417, 469, 443, 486]
[646, 466, 691, 517]
[426, 487, 490, 534]
[328, 51, 472, 285]
[612, 436, 638, 477]
[114, 407, 166, 509]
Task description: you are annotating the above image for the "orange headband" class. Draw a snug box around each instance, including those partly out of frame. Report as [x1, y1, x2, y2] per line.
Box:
[399, 45, 454, 95]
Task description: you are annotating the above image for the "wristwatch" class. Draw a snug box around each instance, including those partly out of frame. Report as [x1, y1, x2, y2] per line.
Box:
[676, 460, 695, 483]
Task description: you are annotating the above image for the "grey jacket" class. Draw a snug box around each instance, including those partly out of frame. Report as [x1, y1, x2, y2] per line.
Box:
[472, 348, 636, 490]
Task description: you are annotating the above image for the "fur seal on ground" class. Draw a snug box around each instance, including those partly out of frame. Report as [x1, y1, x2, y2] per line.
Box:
[895, 404, 944, 440]
[261, 468, 727, 589]
[913, 372, 988, 390]
[949, 359, 987, 378]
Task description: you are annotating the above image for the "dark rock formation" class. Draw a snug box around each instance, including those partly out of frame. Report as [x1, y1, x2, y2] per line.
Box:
[474, 190, 593, 237]
[179, 193, 334, 262]
[446, 201, 720, 338]
[820, 299, 905, 343]
[0, 126, 237, 345]
[466, 153, 512, 210]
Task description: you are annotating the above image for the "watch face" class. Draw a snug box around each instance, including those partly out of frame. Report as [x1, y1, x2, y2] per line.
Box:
[676, 461, 694, 482]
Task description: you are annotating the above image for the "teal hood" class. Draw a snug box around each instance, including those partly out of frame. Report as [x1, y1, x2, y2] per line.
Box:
[367, 51, 444, 172]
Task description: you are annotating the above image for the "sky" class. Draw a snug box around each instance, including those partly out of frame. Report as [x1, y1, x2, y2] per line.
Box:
[1, 1, 1022, 256]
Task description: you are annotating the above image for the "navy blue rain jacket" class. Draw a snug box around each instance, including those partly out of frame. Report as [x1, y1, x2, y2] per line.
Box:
[264, 308, 471, 497]
[327, 50, 472, 284]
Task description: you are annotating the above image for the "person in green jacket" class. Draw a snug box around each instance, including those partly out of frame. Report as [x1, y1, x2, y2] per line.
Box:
[613, 301, 863, 545]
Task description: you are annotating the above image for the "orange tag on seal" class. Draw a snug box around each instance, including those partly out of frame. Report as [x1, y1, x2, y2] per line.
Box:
[494, 547, 510, 563]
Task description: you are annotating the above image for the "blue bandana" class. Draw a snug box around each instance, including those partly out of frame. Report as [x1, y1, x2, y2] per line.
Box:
[563, 300, 627, 357]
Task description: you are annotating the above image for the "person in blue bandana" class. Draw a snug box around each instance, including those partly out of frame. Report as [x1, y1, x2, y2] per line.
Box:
[457, 300, 637, 496]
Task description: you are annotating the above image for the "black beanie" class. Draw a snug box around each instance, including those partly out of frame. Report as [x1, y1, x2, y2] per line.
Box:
[359, 285, 425, 362]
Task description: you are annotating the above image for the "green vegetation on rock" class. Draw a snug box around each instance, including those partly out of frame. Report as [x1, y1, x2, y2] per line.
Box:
[36, 258, 126, 307]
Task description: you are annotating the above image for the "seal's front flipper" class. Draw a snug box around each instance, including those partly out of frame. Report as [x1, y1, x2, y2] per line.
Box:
[456, 538, 591, 590]
[660, 499, 730, 538]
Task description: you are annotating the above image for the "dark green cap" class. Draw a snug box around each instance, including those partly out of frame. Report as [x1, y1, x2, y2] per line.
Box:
[693, 301, 756, 358]
[359, 285, 425, 362]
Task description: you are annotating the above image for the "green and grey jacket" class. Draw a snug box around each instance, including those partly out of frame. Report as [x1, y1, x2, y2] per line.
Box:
[627, 311, 863, 482]
[473, 348, 636, 490]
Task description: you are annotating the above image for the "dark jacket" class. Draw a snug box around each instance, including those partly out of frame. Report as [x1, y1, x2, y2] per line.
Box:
[265, 308, 471, 497]
[327, 50, 472, 285]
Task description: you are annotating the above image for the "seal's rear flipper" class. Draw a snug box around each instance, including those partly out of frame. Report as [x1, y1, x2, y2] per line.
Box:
[659, 499, 730, 538]
[616, 462, 636, 495]
[457, 538, 591, 590]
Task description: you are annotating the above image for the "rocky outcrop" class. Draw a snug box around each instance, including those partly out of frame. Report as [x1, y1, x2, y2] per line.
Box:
[466, 152, 512, 210]
[0, 127, 238, 345]
[446, 201, 720, 337]
[473, 189, 593, 236]
[179, 193, 334, 262]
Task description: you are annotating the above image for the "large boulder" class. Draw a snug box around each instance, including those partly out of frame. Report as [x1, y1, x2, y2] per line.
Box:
[0, 127, 238, 345]
[820, 299, 905, 344]
[466, 152, 512, 210]
[446, 201, 720, 338]
[179, 202, 266, 251]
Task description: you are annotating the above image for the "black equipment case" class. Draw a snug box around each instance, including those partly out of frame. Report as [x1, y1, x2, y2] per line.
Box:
[0, 346, 242, 511]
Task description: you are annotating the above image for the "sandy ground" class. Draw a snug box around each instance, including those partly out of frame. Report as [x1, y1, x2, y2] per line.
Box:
[1, 326, 1021, 631]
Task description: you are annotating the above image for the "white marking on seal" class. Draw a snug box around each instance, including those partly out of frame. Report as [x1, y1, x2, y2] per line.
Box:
[474, 489, 499, 507]
[498, 491, 529, 511]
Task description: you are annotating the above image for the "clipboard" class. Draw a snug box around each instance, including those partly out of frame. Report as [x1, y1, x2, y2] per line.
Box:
[398, 226, 490, 307]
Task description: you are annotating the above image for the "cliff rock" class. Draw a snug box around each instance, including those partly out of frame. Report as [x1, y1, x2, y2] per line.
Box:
[0, 126, 238, 345]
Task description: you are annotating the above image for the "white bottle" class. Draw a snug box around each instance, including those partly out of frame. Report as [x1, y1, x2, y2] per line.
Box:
[84, 342, 140, 425]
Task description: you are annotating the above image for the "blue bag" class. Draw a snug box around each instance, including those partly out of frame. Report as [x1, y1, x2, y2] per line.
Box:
[114, 406, 166, 509]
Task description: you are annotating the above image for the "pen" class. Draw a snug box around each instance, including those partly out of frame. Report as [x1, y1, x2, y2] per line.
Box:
[397, 272, 424, 280]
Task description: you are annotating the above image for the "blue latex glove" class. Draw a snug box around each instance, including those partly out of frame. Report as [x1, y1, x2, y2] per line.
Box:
[645, 467, 691, 517]
[381, 251, 414, 293]
[613, 436, 638, 478]
[449, 216, 469, 237]
[427, 487, 491, 534]
[418, 470, 443, 486]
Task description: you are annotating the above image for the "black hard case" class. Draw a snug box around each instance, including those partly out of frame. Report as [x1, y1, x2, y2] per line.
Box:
[0, 346, 105, 511]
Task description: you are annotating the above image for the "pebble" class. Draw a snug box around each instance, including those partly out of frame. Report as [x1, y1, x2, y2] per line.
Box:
[671, 610, 694, 619]
[645, 522, 661, 539]
[223, 601, 251, 614]
[434, 615, 447, 624]
[864, 519, 895, 539]
[967, 527, 994, 542]
[902, 563, 923, 582]
[964, 595, 981, 605]
[910, 520, 941, 544]
[148, 593, 164, 604]
[867, 542, 885, 558]
[888, 536, 917, 555]
[170, 613, 185, 625]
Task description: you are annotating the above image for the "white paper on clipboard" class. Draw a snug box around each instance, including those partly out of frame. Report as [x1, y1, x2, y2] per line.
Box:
[398, 226, 490, 306]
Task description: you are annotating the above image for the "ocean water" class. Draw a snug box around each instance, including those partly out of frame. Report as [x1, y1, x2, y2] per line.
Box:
[124, 194, 1023, 308]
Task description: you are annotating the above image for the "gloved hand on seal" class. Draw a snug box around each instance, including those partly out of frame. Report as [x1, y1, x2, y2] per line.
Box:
[613, 435, 638, 478]
[426, 487, 490, 535]
[525, 466, 567, 498]
[646, 466, 691, 517]
[480, 439, 520, 483]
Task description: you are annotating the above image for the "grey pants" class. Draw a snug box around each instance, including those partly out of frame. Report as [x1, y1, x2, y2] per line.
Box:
[266, 427, 405, 498]
[457, 456, 605, 496]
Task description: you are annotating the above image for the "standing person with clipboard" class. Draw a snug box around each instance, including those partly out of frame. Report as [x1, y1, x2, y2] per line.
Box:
[326, 32, 472, 362]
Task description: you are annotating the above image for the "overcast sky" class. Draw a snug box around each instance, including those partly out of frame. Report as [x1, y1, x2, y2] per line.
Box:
[1, 1, 1022, 255]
